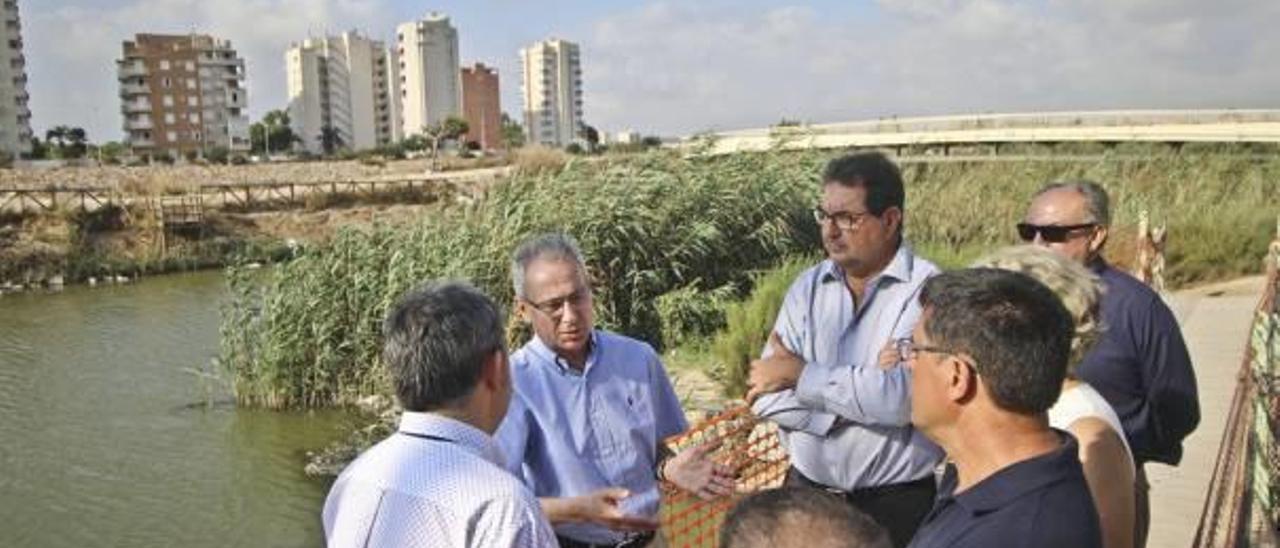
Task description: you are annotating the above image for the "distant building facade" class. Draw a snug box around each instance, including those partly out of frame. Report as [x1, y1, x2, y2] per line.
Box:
[520, 39, 583, 148]
[460, 63, 499, 150]
[0, 0, 32, 157]
[117, 33, 250, 159]
[286, 31, 396, 154]
[395, 13, 461, 138]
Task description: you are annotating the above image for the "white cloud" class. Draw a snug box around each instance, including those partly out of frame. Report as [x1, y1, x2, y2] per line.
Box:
[581, 1, 1280, 136]
[24, 0, 1280, 141]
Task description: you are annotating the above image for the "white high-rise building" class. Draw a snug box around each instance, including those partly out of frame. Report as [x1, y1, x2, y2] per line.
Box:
[285, 31, 396, 154]
[520, 39, 583, 148]
[395, 13, 460, 138]
[0, 0, 33, 157]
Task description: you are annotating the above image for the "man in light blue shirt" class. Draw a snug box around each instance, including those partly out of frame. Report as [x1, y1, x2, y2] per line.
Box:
[323, 282, 556, 547]
[747, 152, 942, 548]
[496, 233, 735, 547]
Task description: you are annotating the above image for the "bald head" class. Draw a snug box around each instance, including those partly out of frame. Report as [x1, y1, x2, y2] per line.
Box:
[720, 487, 891, 548]
[1022, 181, 1111, 264]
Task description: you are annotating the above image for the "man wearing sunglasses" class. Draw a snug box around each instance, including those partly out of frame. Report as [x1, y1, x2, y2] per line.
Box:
[1021, 180, 1199, 547]
[495, 232, 736, 548]
[747, 151, 942, 548]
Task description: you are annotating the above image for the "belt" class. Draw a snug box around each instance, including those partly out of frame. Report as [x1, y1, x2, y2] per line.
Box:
[826, 476, 935, 502]
[556, 531, 655, 548]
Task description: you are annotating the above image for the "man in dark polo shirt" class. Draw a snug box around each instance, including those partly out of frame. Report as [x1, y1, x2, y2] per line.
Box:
[904, 269, 1101, 548]
[1021, 180, 1199, 546]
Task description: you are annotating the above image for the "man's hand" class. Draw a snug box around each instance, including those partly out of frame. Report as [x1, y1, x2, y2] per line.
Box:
[561, 488, 659, 532]
[746, 332, 805, 403]
[877, 339, 900, 370]
[662, 441, 736, 500]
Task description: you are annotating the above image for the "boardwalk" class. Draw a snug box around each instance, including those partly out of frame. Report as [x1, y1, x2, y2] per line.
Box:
[1151, 276, 1267, 547]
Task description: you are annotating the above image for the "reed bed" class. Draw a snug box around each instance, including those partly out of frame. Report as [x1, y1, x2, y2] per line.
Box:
[221, 149, 1280, 408]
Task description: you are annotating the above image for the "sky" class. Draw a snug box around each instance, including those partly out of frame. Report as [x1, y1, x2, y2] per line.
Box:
[22, 0, 1280, 143]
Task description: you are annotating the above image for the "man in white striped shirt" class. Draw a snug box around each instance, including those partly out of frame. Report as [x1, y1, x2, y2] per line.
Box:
[323, 282, 556, 547]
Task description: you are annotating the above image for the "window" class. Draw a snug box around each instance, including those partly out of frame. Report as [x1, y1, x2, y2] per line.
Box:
[187, 96, 198, 107]
[159, 60, 170, 70]
[186, 79, 196, 90]
[166, 130, 177, 142]
[185, 61, 195, 71]
[163, 95, 174, 107]
[161, 77, 171, 88]
[164, 112, 176, 124]
[189, 112, 200, 123]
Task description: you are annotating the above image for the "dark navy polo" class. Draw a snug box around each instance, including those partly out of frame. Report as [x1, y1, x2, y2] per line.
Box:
[908, 432, 1102, 548]
[1078, 260, 1199, 465]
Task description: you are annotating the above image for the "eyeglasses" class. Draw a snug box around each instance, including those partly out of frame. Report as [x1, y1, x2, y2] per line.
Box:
[813, 207, 872, 232]
[894, 338, 977, 372]
[524, 290, 590, 322]
[1016, 222, 1096, 244]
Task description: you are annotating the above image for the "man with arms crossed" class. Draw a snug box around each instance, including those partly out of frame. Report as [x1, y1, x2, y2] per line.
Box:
[747, 152, 942, 547]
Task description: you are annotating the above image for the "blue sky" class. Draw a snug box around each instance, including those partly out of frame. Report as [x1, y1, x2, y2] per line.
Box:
[23, 0, 1280, 142]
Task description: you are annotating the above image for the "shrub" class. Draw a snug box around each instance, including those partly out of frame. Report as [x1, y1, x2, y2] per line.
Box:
[709, 257, 815, 397]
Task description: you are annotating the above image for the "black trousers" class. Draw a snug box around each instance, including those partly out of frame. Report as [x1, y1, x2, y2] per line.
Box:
[556, 531, 654, 548]
[785, 466, 937, 548]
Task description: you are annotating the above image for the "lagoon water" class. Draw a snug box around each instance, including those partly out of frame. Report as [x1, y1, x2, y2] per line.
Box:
[0, 271, 355, 547]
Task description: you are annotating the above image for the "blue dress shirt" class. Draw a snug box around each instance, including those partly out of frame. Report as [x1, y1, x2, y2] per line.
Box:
[496, 330, 689, 544]
[752, 244, 943, 491]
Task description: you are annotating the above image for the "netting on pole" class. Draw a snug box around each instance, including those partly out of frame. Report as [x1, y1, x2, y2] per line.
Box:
[659, 405, 788, 547]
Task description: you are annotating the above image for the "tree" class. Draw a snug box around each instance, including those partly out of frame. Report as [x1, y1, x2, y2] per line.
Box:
[500, 112, 525, 149]
[579, 124, 600, 153]
[96, 141, 128, 165]
[44, 126, 89, 159]
[318, 125, 344, 156]
[421, 116, 469, 170]
[250, 110, 299, 155]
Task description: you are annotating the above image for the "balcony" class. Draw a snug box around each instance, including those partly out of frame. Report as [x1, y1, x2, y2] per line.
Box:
[123, 99, 152, 113]
[128, 137, 155, 148]
[118, 62, 148, 79]
[225, 91, 247, 109]
[125, 117, 153, 130]
[119, 82, 149, 96]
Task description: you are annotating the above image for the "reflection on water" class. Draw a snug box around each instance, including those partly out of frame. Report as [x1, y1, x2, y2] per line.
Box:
[0, 271, 357, 547]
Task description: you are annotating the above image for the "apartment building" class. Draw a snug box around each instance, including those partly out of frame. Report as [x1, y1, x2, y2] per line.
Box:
[0, 0, 31, 157]
[117, 33, 250, 159]
[459, 63, 499, 150]
[285, 31, 396, 154]
[520, 38, 582, 148]
[395, 13, 460, 138]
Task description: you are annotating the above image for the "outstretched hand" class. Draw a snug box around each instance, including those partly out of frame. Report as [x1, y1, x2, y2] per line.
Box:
[662, 440, 736, 500]
[569, 488, 659, 532]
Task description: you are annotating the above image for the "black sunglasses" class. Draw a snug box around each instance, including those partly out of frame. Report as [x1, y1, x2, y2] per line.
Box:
[1016, 223, 1096, 243]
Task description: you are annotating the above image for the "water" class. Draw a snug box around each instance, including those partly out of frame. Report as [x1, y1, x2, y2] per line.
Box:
[0, 271, 357, 547]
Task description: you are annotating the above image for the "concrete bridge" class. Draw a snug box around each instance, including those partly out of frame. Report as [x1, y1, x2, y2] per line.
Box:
[687, 109, 1280, 154]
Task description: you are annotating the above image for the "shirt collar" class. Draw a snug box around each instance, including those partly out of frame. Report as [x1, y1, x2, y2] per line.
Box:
[949, 430, 1081, 514]
[819, 242, 917, 285]
[527, 329, 601, 375]
[397, 411, 506, 467]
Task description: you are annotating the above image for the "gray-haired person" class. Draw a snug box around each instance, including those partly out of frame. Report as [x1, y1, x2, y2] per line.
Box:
[323, 282, 556, 547]
[1021, 180, 1199, 547]
[496, 232, 735, 548]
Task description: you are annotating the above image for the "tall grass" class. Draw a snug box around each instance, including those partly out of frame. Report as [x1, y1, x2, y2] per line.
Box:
[220, 150, 823, 408]
[221, 148, 1280, 408]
